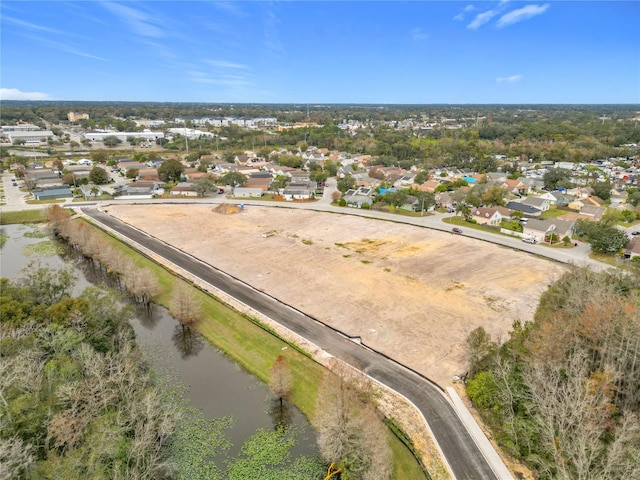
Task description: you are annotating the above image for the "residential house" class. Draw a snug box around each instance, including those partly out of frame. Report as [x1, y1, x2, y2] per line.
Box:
[122, 181, 161, 197]
[521, 196, 551, 211]
[435, 191, 455, 210]
[32, 186, 72, 201]
[137, 167, 159, 182]
[343, 186, 375, 208]
[501, 179, 532, 196]
[233, 187, 264, 198]
[246, 172, 274, 192]
[417, 179, 441, 193]
[505, 201, 542, 217]
[567, 186, 594, 199]
[523, 219, 574, 243]
[282, 181, 316, 201]
[610, 190, 628, 205]
[471, 207, 502, 226]
[579, 205, 606, 221]
[170, 182, 198, 197]
[624, 237, 640, 260]
[550, 191, 575, 206]
[495, 206, 515, 220]
[25, 168, 62, 187]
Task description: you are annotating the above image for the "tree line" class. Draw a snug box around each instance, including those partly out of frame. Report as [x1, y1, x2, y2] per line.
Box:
[33, 206, 398, 479]
[465, 267, 640, 479]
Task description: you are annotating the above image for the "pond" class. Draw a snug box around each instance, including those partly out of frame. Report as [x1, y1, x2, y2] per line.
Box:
[0, 223, 318, 460]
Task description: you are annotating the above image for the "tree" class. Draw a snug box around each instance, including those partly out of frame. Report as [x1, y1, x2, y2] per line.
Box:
[467, 327, 497, 375]
[102, 136, 121, 148]
[383, 190, 407, 208]
[61, 173, 76, 186]
[410, 190, 435, 214]
[158, 158, 184, 182]
[269, 355, 294, 430]
[336, 175, 355, 193]
[589, 226, 629, 254]
[543, 168, 573, 190]
[481, 184, 507, 206]
[192, 175, 217, 197]
[90, 150, 109, 164]
[90, 186, 99, 198]
[88, 166, 109, 185]
[592, 180, 612, 201]
[126, 168, 139, 179]
[170, 283, 202, 328]
[314, 368, 391, 480]
[220, 171, 247, 187]
[628, 191, 640, 207]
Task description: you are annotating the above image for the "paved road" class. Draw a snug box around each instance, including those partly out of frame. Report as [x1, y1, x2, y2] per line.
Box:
[83, 206, 499, 480]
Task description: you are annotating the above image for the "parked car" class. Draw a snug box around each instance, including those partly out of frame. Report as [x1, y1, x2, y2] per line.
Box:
[218, 188, 225, 194]
[452, 227, 463, 234]
[522, 237, 536, 244]
[632, 231, 640, 236]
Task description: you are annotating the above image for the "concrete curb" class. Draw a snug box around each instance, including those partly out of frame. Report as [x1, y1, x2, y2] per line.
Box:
[446, 387, 514, 480]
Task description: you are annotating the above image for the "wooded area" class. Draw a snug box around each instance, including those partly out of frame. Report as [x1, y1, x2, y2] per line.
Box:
[466, 267, 640, 479]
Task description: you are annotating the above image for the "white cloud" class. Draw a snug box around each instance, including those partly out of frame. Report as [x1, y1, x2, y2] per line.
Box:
[101, 2, 165, 38]
[3, 15, 67, 35]
[496, 74, 524, 83]
[211, 1, 246, 17]
[497, 4, 550, 28]
[411, 28, 429, 41]
[0, 88, 53, 100]
[454, 5, 475, 21]
[205, 60, 249, 70]
[467, 9, 500, 30]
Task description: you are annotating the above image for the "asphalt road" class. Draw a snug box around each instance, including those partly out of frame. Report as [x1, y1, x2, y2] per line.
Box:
[82, 206, 499, 480]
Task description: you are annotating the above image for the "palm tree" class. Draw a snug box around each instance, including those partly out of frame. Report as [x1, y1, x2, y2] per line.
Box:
[90, 186, 99, 199]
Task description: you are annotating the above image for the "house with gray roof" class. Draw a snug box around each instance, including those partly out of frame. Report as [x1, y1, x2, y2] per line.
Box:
[523, 218, 574, 243]
[505, 201, 542, 217]
[32, 186, 72, 201]
[521, 196, 551, 211]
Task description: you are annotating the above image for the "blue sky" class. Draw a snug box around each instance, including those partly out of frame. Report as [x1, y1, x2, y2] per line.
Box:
[1, 1, 638, 104]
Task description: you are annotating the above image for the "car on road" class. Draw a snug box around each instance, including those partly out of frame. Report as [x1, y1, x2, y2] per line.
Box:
[452, 227, 463, 234]
[12, 182, 17, 186]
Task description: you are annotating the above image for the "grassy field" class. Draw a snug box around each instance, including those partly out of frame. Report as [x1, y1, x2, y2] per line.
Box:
[81, 217, 430, 479]
[0, 209, 47, 225]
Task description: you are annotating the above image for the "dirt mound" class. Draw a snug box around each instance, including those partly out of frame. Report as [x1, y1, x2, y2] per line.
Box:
[213, 203, 242, 215]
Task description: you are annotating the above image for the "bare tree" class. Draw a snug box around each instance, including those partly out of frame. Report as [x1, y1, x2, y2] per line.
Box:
[314, 367, 391, 479]
[269, 355, 294, 431]
[169, 283, 203, 328]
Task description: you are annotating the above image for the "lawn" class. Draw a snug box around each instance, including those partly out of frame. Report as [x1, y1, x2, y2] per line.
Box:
[81, 217, 429, 479]
[540, 207, 571, 219]
[0, 209, 47, 225]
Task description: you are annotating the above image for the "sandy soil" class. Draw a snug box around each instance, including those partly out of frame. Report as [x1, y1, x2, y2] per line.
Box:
[108, 204, 566, 386]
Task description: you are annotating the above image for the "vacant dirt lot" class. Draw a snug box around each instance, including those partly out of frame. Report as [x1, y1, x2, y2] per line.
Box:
[108, 204, 566, 386]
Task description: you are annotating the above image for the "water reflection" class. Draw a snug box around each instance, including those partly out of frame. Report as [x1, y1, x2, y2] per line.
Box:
[171, 323, 205, 359]
[1, 223, 318, 460]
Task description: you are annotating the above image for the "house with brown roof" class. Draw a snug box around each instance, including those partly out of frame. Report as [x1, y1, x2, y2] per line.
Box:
[624, 237, 640, 260]
[501, 179, 531, 196]
[579, 205, 606, 221]
[471, 207, 502, 226]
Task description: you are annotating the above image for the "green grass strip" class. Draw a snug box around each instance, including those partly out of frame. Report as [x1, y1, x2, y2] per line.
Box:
[79, 217, 430, 479]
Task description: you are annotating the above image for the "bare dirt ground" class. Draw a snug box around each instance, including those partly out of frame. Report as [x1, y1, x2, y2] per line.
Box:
[108, 204, 566, 386]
